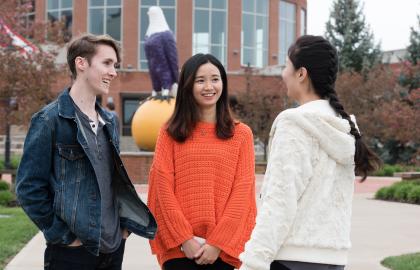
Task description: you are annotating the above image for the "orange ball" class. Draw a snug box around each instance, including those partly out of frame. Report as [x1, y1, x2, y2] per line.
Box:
[131, 97, 175, 151]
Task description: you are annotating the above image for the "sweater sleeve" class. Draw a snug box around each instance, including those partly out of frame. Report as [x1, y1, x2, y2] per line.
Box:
[239, 118, 313, 270]
[207, 126, 257, 258]
[148, 128, 194, 251]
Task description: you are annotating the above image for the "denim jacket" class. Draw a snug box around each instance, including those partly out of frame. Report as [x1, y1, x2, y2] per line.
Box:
[16, 89, 157, 255]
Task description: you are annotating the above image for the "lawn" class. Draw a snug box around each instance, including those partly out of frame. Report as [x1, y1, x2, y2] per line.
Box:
[0, 206, 38, 270]
[382, 253, 420, 270]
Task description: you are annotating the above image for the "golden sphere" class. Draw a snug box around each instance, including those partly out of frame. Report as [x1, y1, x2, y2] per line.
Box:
[131, 97, 175, 151]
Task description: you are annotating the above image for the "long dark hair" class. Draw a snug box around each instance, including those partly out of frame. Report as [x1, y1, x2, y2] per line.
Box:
[166, 53, 234, 142]
[288, 35, 381, 180]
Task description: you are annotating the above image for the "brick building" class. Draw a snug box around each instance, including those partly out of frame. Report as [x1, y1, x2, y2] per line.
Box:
[26, 0, 308, 136]
[2, 0, 308, 179]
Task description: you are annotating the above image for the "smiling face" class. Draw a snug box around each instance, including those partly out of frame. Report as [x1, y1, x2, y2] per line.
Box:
[78, 44, 118, 96]
[192, 62, 223, 112]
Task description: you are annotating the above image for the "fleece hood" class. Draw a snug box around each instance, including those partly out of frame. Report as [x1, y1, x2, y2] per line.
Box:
[270, 100, 356, 165]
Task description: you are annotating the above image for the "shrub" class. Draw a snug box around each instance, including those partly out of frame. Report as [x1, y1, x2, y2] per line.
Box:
[394, 182, 415, 201]
[374, 164, 404, 176]
[407, 186, 420, 204]
[0, 190, 14, 206]
[0, 181, 10, 191]
[10, 155, 21, 169]
[0, 160, 4, 171]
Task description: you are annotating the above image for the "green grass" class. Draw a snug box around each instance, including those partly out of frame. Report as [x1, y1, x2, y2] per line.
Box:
[382, 252, 420, 270]
[0, 206, 38, 270]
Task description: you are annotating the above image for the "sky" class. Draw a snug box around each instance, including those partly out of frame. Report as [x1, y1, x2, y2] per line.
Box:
[307, 0, 420, 51]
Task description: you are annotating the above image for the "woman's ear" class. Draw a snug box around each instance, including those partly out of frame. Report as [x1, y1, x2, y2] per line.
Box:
[297, 67, 308, 82]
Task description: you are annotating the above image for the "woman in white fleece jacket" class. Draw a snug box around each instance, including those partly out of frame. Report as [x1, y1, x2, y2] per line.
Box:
[239, 36, 381, 270]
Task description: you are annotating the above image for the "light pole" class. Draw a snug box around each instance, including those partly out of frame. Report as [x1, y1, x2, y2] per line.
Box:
[4, 97, 18, 169]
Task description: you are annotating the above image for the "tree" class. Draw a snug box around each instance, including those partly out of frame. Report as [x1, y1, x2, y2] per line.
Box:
[234, 67, 289, 160]
[0, 0, 65, 168]
[326, 0, 381, 73]
[0, 0, 65, 127]
[406, 15, 420, 66]
[399, 15, 420, 92]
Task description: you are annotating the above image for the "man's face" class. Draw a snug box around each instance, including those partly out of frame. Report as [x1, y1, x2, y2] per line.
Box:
[83, 44, 118, 96]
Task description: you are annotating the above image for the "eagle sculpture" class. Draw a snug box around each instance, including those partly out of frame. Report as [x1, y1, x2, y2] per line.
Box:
[144, 6, 179, 98]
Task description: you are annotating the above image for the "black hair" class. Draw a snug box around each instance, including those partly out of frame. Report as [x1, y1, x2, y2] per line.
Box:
[166, 53, 234, 142]
[288, 35, 381, 180]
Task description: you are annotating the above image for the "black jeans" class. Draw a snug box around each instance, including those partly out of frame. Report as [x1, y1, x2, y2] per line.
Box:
[270, 260, 345, 270]
[163, 258, 234, 270]
[44, 239, 126, 270]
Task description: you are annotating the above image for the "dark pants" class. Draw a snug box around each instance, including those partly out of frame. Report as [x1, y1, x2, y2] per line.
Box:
[163, 258, 234, 270]
[44, 239, 126, 270]
[270, 260, 345, 270]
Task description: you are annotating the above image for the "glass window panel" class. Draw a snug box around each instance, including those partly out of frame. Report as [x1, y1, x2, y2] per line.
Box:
[48, 0, 58, 10]
[141, 0, 156, 5]
[211, 11, 226, 44]
[280, 1, 286, 17]
[123, 99, 140, 124]
[162, 8, 175, 32]
[106, 8, 121, 40]
[211, 45, 224, 63]
[242, 14, 254, 47]
[107, 0, 121, 6]
[194, 44, 209, 54]
[242, 48, 254, 66]
[242, 0, 254, 13]
[195, 10, 209, 33]
[301, 9, 306, 35]
[195, 0, 209, 8]
[141, 61, 149, 70]
[256, 16, 267, 46]
[256, 0, 268, 14]
[212, 0, 226, 9]
[47, 11, 59, 22]
[194, 33, 209, 46]
[90, 0, 104, 7]
[287, 2, 295, 17]
[140, 8, 148, 38]
[62, 0, 73, 9]
[160, 0, 175, 6]
[90, 9, 104, 34]
[61, 10, 73, 29]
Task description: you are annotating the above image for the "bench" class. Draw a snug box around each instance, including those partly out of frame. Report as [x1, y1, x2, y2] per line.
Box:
[393, 172, 420, 180]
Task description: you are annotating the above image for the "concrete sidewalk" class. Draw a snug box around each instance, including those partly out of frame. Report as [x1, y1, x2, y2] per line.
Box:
[6, 177, 420, 270]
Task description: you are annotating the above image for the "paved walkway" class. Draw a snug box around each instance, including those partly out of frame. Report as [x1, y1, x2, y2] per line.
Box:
[6, 176, 420, 270]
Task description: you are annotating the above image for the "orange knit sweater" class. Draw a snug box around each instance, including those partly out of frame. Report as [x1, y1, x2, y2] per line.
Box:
[147, 122, 256, 269]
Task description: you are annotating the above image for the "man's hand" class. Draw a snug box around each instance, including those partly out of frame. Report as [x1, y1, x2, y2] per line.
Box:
[194, 244, 221, 265]
[181, 238, 202, 259]
[67, 238, 82, 247]
[122, 228, 130, 239]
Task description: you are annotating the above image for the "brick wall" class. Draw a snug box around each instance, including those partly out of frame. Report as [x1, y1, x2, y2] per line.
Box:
[120, 151, 154, 185]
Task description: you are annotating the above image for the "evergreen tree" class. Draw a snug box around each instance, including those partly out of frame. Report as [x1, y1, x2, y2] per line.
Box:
[325, 0, 381, 73]
[406, 15, 420, 65]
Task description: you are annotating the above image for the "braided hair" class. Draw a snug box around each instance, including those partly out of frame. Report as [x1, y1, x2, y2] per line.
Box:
[288, 35, 380, 180]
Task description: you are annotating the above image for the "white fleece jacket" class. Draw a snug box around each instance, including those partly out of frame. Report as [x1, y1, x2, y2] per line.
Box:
[239, 100, 356, 270]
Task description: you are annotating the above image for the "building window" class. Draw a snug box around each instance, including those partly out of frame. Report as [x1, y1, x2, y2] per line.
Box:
[300, 8, 306, 35]
[193, 0, 227, 66]
[121, 94, 149, 136]
[46, 0, 73, 41]
[279, 0, 296, 65]
[89, 0, 122, 41]
[139, 0, 177, 70]
[20, 0, 35, 38]
[241, 0, 268, 68]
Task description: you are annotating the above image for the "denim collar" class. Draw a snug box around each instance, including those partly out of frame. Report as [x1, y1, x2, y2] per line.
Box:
[57, 88, 112, 125]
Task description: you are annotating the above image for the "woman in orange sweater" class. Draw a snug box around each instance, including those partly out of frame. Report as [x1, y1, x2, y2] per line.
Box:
[147, 53, 257, 270]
